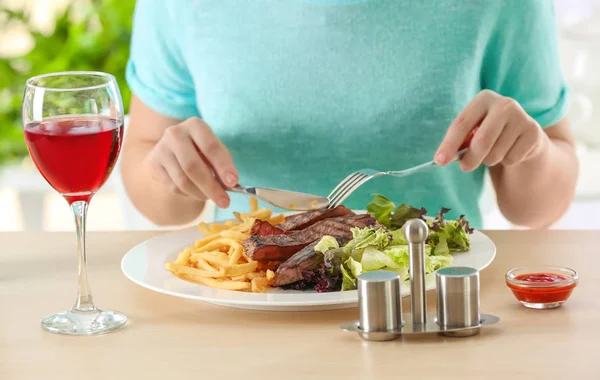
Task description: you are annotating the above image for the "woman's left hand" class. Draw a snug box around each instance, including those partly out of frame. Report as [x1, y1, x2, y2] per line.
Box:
[434, 89, 550, 171]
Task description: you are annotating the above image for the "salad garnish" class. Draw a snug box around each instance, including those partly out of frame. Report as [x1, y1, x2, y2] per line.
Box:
[312, 194, 473, 291]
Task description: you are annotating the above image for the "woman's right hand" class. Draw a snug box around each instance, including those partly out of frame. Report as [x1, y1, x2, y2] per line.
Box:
[146, 117, 238, 208]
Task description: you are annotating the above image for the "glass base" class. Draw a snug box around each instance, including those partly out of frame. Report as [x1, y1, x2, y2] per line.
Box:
[520, 301, 563, 310]
[41, 308, 127, 336]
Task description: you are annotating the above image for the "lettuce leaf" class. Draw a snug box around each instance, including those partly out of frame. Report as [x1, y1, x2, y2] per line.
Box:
[457, 215, 475, 234]
[340, 264, 356, 291]
[389, 204, 427, 230]
[346, 257, 363, 278]
[382, 245, 409, 268]
[443, 221, 471, 251]
[365, 194, 427, 230]
[338, 257, 364, 291]
[314, 236, 340, 253]
[389, 229, 408, 245]
[323, 248, 349, 275]
[344, 227, 389, 252]
[433, 236, 450, 256]
[389, 266, 410, 282]
[361, 247, 400, 271]
[366, 194, 396, 227]
[428, 207, 472, 251]
[426, 252, 453, 273]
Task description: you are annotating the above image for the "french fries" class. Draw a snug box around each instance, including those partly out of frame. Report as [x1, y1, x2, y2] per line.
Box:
[269, 214, 286, 225]
[165, 198, 284, 293]
[251, 277, 270, 293]
[165, 262, 225, 278]
[250, 197, 259, 212]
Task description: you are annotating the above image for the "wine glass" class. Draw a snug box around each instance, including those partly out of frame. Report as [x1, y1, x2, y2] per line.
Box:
[22, 71, 127, 335]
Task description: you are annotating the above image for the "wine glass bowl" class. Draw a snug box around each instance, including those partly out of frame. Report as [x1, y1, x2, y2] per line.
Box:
[22, 71, 127, 335]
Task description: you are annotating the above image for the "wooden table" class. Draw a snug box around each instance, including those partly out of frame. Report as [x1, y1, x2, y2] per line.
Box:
[1, 231, 598, 379]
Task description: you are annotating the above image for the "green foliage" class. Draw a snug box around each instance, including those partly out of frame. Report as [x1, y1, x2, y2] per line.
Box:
[0, 0, 135, 164]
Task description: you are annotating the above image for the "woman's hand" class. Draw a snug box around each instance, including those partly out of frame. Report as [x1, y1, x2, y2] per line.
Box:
[146, 117, 238, 208]
[434, 89, 550, 171]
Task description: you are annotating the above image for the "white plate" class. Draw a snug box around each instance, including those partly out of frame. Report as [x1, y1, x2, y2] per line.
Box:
[121, 220, 496, 312]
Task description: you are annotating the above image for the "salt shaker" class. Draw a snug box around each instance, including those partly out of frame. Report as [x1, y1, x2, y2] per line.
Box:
[436, 266, 481, 337]
[356, 270, 403, 341]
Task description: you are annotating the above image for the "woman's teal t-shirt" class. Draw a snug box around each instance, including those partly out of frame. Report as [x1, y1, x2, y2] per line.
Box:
[126, 0, 569, 228]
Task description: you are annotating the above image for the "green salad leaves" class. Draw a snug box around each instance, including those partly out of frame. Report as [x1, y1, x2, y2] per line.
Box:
[428, 207, 474, 252]
[314, 194, 474, 291]
[367, 194, 427, 230]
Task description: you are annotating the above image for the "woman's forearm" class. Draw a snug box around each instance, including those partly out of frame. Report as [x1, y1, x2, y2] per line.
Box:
[490, 135, 578, 228]
[121, 142, 206, 226]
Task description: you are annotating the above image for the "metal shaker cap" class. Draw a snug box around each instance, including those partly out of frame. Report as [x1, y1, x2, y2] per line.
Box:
[436, 266, 481, 337]
[356, 270, 403, 341]
[403, 218, 429, 243]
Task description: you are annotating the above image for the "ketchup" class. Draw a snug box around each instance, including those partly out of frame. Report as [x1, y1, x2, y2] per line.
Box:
[515, 273, 568, 283]
[506, 272, 576, 306]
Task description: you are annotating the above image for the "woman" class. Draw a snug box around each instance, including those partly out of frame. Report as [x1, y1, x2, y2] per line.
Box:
[121, 0, 578, 229]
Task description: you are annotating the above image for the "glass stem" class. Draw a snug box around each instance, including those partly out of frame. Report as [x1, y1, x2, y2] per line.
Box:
[71, 200, 96, 312]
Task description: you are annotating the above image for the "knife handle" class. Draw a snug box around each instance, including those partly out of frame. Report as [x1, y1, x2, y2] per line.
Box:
[459, 125, 480, 151]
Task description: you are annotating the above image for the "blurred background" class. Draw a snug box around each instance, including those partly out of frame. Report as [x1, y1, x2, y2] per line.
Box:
[0, 0, 599, 231]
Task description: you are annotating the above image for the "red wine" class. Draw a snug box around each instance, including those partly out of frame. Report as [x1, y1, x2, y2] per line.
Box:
[24, 116, 123, 204]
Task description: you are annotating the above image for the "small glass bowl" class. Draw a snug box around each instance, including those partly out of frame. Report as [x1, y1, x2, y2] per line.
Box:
[505, 266, 578, 309]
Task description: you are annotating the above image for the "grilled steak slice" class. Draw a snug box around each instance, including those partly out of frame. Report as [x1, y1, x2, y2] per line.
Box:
[250, 220, 289, 236]
[272, 236, 348, 286]
[244, 214, 377, 261]
[277, 206, 354, 231]
[271, 242, 321, 286]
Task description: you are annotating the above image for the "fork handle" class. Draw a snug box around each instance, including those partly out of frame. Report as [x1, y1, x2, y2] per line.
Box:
[381, 148, 468, 178]
[454, 148, 468, 161]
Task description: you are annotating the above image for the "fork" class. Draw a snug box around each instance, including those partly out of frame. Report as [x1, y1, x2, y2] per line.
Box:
[327, 148, 468, 209]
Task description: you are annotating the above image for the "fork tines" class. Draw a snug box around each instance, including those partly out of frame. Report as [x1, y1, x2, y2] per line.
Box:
[327, 172, 370, 209]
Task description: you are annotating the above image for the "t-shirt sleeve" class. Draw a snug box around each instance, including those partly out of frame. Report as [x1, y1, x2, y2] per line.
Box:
[125, 0, 199, 120]
[481, 1, 569, 128]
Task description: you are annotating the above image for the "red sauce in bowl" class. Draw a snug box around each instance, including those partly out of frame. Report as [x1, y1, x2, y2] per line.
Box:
[515, 273, 568, 283]
[506, 270, 577, 308]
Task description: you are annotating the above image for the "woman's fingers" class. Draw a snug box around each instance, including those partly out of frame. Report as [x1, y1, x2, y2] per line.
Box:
[459, 104, 508, 171]
[159, 149, 206, 199]
[186, 118, 238, 188]
[481, 120, 521, 167]
[146, 117, 238, 208]
[435, 90, 497, 165]
[163, 121, 231, 208]
[439, 90, 545, 171]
